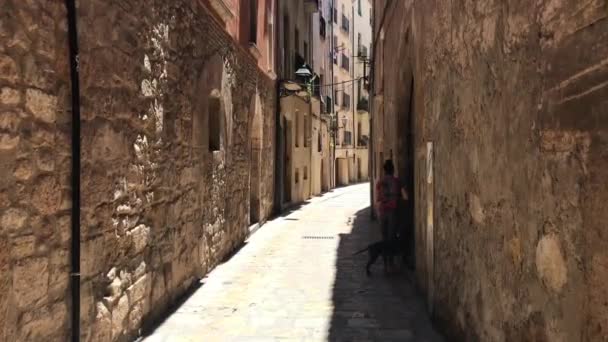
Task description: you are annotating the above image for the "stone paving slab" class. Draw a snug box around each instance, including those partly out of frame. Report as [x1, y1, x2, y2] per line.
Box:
[143, 184, 443, 342]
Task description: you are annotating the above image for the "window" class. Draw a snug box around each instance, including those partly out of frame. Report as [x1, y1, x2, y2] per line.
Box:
[283, 15, 289, 76]
[295, 28, 300, 55]
[295, 168, 299, 183]
[333, 7, 338, 23]
[342, 92, 350, 109]
[304, 41, 308, 62]
[326, 96, 332, 113]
[334, 90, 339, 107]
[358, 122, 362, 142]
[249, 0, 258, 44]
[319, 15, 326, 38]
[209, 90, 222, 152]
[304, 166, 308, 180]
[357, 33, 362, 55]
[295, 113, 300, 148]
[341, 14, 349, 33]
[318, 132, 322, 152]
[341, 53, 349, 71]
[358, 0, 362, 16]
[344, 131, 352, 145]
[304, 114, 309, 147]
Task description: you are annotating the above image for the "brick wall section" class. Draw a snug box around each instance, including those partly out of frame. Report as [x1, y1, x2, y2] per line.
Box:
[373, 0, 608, 341]
[0, 1, 72, 341]
[1, 0, 276, 341]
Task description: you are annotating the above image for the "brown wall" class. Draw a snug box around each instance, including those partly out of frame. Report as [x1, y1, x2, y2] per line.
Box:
[373, 0, 608, 341]
[0, 1, 71, 341]
[1, 1, 276, 341]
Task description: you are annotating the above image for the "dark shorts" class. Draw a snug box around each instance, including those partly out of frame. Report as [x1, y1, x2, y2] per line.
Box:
[381, 210, 398, 242]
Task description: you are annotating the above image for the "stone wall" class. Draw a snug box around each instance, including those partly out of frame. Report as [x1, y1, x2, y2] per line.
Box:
[373, 0, 608, 341]
[1, 0, 276, 341]
[0, 1, 71, 341]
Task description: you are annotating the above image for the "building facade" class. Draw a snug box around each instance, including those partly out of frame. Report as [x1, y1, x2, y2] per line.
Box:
[329, 0, 371, 186]
[0, 0, 277, 340]
[372, 0, 608, 341]
[275, 0, 335, 208]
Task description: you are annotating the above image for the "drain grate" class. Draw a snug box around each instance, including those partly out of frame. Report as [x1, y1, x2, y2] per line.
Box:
[302, 236, 335, 240]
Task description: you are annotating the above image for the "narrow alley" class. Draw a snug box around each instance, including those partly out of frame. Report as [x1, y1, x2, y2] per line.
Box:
[143, 183, 442, 342]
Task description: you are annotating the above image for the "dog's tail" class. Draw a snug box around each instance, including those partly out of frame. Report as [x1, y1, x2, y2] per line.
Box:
[353, 246, 369, 256]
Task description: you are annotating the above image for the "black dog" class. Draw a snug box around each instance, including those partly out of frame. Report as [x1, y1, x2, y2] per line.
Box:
[353, 239, 405, 275]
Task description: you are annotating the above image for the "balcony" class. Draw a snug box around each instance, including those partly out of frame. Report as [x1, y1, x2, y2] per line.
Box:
[357, 97, 369, 111]
[304, 0, 319, 13]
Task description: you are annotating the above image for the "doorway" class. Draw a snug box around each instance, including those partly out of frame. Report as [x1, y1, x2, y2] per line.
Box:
[283, 118, 292, 204]
[249, 97, 262, 225]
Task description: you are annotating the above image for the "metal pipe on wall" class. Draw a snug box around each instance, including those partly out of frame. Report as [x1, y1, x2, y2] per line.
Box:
[65, 0, 81, 340]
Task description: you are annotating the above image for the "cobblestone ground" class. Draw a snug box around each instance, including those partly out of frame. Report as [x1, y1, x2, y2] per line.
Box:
[143, 183, 443, 341]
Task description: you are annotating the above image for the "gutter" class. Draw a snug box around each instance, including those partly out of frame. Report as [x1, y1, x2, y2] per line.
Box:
[65, 0, 81, 340]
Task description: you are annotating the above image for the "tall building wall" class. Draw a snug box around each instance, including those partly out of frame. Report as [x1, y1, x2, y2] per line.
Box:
[372, 0, 608, 341]
[0, 1, 276, 340]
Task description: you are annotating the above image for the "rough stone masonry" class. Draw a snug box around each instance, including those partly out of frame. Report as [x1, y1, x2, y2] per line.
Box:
[0, 0, 276, 341]
[372, 0, 608, 341]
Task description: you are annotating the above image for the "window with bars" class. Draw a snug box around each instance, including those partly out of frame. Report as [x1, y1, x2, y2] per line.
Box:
[342, 92, 350, 109]
[341, 53, 349, 71]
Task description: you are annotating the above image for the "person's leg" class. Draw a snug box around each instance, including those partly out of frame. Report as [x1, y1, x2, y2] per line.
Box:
[381, 215, 389, 241]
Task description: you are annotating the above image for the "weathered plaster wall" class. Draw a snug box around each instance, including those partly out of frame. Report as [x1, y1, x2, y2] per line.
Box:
[2, 1, 275, 341]
[373, 0, 608, 341]
[281, 95, 312, 204]
[0, 1, 71, 341]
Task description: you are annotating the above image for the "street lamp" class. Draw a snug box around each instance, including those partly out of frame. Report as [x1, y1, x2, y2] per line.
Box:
[295, 64, 312, 79]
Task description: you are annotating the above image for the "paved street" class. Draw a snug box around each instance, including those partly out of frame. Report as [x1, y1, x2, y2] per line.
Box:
[143, 183, 443, 342]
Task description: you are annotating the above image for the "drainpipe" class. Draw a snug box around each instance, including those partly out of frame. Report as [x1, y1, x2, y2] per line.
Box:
[65, 0, 81, 340]
[369, 0, 375, 219]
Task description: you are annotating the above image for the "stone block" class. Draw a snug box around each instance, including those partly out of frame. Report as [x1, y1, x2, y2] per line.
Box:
[10, 235, 36, 259]
[13, 159, 34, 181]
[127, 273, 150, 304]
[81, 236, 105, 278]
[129, 224, 150, 254]
[111, 294, 129, 339]
[0, 133, 19, 150]
[1, 208, 28, 234]
[0, 87, 20, 106]
[25, 89, 57, 123]
[0, 110, 20, 132]
[31, 176, 62, 216]
[19, 302, 67, 340]
[536, 234, 568, 293]
[0, 55, 18, 84]
[13, 257, 49, 308]
[93, 302, 112, 341]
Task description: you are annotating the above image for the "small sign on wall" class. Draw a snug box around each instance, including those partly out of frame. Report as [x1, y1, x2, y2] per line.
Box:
[426, 141, 434, 313]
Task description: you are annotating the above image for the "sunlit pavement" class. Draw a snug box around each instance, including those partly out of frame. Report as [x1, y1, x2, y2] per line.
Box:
[143, 183, 442, 342]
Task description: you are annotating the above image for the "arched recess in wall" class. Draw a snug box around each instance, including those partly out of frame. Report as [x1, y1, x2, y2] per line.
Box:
[192, 54, 226, 160]
[249, 92, 263, 224]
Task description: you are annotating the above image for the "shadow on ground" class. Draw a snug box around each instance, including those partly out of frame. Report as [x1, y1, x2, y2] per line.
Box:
[328, 206, 443, 341]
